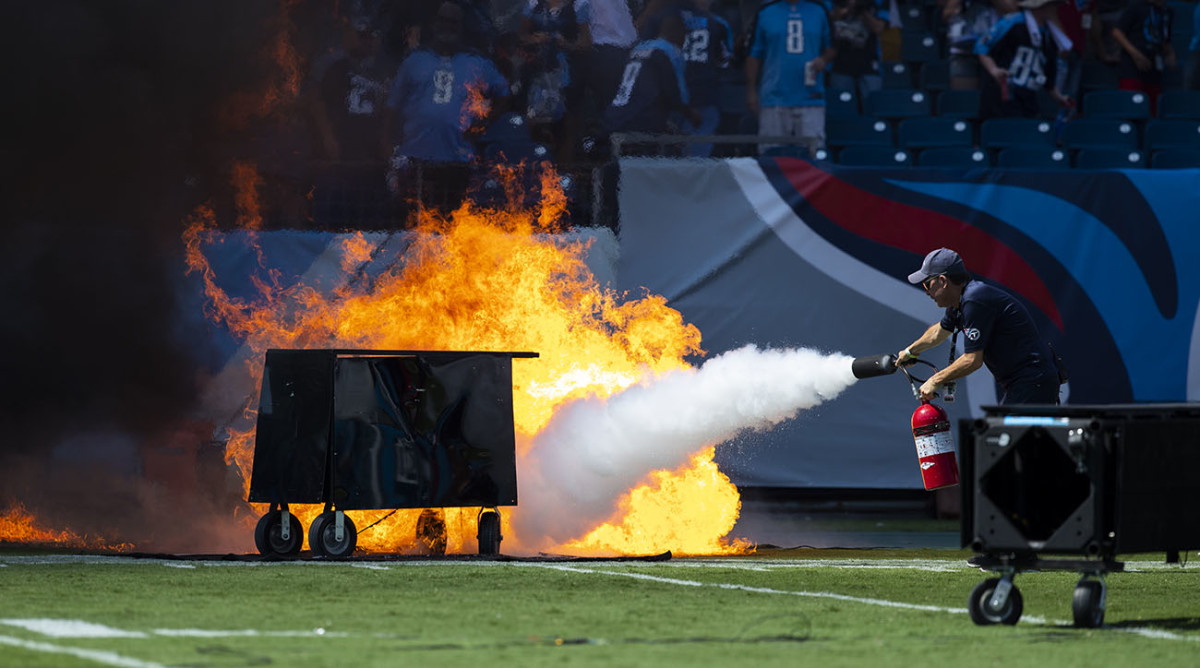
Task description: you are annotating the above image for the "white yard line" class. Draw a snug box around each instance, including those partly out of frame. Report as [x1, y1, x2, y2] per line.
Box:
[152, 628, 349, 638]
[536, 564, 968, 615]
[0, 619, 146, 638]
[535, 563, 1200, 642]
[0, 634, 165, 668]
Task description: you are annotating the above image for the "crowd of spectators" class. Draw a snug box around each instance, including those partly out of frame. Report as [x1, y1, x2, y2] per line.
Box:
[281, 0, 1200, 228]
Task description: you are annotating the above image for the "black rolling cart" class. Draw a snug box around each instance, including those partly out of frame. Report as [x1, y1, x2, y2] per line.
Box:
[960, 403, 1200, 627]
[248, 349, 537, 558]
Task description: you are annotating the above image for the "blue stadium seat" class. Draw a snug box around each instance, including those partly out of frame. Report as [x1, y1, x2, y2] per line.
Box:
[917, 147, 991, 167]
[901, 34, 941, 64]
[1157, 91, 1200, 120]
[936, 89, 981, 119]
[827, 88, 861, 118]
[1062, 119, 1139, 152]
[484, 140, 552, 164]
[865, 88, 933, 119]
[980, 118, 1056, 150]
[1151, 148, 1200, 168]
[996, 147, 1069, 168]
[480, 112, 531, 144]
[881, 61, 914, 88]
[826, 116, 895, 147]
[1082, 90, 1151, 121]
[900, 2, 931, 32]
[1074, 148, 1147, 169]
[898, 117, 973, 149]
[1144, 120, 1200, 152]
[837, 146, 914, 166]
[918, 59, 951, 92]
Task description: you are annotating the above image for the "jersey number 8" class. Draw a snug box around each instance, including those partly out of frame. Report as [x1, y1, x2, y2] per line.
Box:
[433, 69, 455, 104]
[786, 19, 805, 54]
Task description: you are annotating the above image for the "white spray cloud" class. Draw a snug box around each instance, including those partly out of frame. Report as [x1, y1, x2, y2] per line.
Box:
[513, 345, 858, 547]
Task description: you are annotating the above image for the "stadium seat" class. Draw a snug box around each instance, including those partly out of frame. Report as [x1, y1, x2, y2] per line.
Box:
[980, 118, 1056, 150]
[898, 117, 973, 149]
[900, 2, 931, 32]
[826, 116, 895, 148]
[484, 140, 552, 164]
[1081, 90, 1151, 121]
[1157, 91, 1200, 120]
[901, 34, 941, 64]
[1062, 119, 1139, 152]
[1074, 148, 1147, 169]
[1079, 60, 1119, 93]
[936, 89, 981, 119]
[881, 61, 914, 88]
[917, 146, 991, 167]
[996, 147, 1069, 168]
[918, 59, 951, 92]
[827, 88, 861, 118]
[1151, 148, 1200, 168]
[837, 146, 914, 166]
[1144, 120, 1200, 152]
[865, 88, 933, 119]
[480, 112, 531, 144]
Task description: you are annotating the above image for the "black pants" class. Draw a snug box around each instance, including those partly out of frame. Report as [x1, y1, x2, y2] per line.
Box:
[999, 377, 1061, 405]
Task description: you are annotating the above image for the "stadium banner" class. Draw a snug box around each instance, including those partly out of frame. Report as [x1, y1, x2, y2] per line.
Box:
[615, 157, 1200, 488]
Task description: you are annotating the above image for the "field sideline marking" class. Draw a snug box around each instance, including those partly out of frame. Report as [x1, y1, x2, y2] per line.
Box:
[0, 633, 165, 668]
[536, 564, 1200, 642]
[1, 619, 146, 638]
[0, 554, 1195, 572]
[537, 564, 968, 615]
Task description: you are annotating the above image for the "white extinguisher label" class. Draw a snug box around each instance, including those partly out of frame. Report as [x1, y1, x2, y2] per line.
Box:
[915, 430, 955, 458]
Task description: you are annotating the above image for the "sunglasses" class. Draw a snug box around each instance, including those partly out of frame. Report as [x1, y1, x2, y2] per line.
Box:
[922, 275, 943, 292]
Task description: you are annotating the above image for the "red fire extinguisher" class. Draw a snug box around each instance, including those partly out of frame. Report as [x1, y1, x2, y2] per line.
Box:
[911, 400, 959, 491]
[850, 354, 960, 491]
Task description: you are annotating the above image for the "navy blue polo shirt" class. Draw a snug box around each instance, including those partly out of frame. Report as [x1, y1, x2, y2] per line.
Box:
[940, 280, 1057, 389]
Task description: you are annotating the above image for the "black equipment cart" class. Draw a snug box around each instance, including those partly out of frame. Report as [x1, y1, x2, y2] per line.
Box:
[960, 403, 1200, 627]
[248, 349, 538, 558]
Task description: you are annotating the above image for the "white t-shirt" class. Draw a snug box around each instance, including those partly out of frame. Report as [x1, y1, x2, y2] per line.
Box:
[588, 0, 636, 46]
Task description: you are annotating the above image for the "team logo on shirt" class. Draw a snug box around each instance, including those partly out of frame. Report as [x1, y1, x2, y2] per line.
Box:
[964, 327, 980, 341]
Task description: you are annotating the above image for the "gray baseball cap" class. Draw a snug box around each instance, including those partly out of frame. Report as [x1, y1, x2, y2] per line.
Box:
[908, 248, 967, 284]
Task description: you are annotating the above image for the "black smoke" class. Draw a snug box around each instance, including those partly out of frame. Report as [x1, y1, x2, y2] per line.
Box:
[0, 0, 330, 549]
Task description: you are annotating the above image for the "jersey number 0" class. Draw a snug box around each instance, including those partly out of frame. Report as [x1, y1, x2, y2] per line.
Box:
[612, 61, 643, 107]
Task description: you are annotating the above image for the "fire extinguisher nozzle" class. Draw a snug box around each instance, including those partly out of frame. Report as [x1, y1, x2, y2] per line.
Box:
[851, 354, 898, 379]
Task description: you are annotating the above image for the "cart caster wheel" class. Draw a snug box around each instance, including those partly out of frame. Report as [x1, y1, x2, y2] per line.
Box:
[254, 510, 303, 558]
[309, 511, 358, 558]
[477, 511, 502, 556]
[1072, 579, 1106, 628]
[416, 509, 447, 555]
[968, 577, 1024, 626]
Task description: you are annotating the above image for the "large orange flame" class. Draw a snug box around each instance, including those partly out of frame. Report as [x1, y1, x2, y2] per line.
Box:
[0, 504, 132, 552]
[184, 164, 749, 556]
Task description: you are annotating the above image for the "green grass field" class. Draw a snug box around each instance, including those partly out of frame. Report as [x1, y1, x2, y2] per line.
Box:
[1, 547, 1198, 667]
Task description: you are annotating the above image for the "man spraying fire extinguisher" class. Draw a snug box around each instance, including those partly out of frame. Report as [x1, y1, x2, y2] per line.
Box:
[897, 248, 1064, 405]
